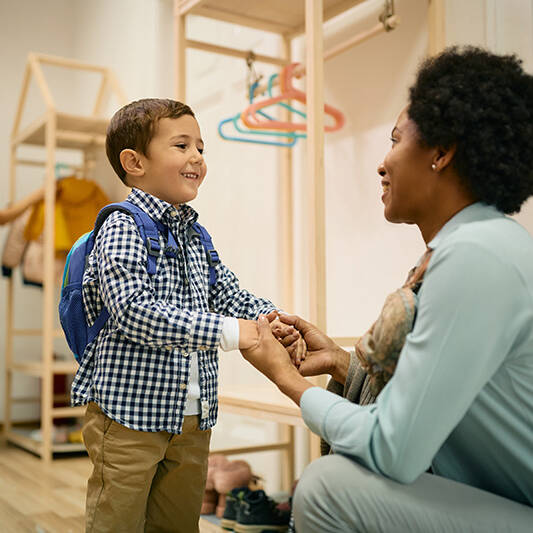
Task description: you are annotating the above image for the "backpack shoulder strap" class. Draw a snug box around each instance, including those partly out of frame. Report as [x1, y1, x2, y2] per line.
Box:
[188, 222, 219, 286]
[93, 201, 162, 275]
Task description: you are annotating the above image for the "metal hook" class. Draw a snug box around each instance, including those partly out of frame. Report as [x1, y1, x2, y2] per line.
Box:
[379, 0, 395, 31]
[245, 51, 263, 98]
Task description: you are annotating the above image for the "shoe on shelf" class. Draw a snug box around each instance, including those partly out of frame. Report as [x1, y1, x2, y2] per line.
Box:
[233, 489, 291, 533]
[206, 454, 230, 491]
[201, 454, 230, 515]
[213, 459, 253, 517]
[220, 486, 251, 531]
[200, 488, 218, 515]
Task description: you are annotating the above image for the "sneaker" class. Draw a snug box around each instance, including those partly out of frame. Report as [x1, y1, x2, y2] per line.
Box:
[220, 487, 251, 531]
[234, 490, 290, 533]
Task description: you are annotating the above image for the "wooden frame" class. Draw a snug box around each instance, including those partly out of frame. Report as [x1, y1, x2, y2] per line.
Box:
[4, 52, 126, 462]
[173, 1, 409, 491]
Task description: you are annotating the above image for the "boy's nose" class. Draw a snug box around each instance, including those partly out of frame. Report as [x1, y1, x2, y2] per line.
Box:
[377, 163, 386, 177]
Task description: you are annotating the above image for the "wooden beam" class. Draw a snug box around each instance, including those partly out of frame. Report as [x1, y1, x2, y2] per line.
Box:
[306, 0, 326, 333]
[279, 35, 294, 313]
[28, 54, 54, 109]
[10, 61, 31, 140]
[107, 71, 128, 106]
[175, 0, 207, 16]
[428, 0, 446, 56]
[34, 52, 108, 73]
[175, 7, 186, 101]
[185, 39, 288, 67]
[41, 109, 57, 463]
[192, 5, 293, 35]
[211, 442, 290, 456]
[324, 16, 398, 61]
[332, 336, 358, 347]
[287, 0, 366, 38]
[92, 71, 109, 116]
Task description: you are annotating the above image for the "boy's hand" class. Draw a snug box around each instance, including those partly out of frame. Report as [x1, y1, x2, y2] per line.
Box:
[266, 311, 307, 368]
[238, 319, 260, 350]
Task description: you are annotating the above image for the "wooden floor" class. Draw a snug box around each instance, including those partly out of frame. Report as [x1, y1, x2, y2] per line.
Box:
[0, 441, 220, 532]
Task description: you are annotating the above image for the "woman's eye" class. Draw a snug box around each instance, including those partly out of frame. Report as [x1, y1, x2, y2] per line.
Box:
[390, 137, 398, 146]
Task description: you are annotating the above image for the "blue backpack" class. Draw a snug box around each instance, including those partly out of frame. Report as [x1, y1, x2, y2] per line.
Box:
[58, 201, 219, 363]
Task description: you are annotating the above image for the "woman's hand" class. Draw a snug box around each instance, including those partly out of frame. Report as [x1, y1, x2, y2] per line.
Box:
[279, 314, 351, 384]
[240, 316, 301, 385]
[240, 316, 313, 405]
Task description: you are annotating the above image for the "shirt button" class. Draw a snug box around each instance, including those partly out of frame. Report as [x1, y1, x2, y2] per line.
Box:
[169, 210, 178, 218]
[183, 352, 189, 357]
[165, 345, 174, 350]
[180, 383, 187, 390]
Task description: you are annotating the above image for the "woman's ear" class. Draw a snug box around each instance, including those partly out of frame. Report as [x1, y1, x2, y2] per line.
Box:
[119, 149, 145, 178]
[432, 144, 457, 173]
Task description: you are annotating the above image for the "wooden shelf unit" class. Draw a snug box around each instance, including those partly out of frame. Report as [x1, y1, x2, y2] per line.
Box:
[4, 52, 126, 462]
[175, 0, 445, 473]
[174, 0, 399, 468]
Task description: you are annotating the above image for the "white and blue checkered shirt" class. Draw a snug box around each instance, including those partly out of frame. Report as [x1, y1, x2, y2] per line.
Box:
[71, 188, 276, 433]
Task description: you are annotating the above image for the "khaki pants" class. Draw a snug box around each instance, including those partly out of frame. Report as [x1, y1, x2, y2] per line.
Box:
[83, 402, 211, 533]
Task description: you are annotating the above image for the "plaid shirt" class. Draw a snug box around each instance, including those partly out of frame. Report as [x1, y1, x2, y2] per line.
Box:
[71, 188, 276, 433]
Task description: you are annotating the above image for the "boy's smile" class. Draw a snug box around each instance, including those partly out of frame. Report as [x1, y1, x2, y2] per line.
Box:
[137, 115, 207, 206]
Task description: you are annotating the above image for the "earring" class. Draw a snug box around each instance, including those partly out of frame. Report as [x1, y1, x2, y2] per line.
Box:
[431, 163, 437, 171]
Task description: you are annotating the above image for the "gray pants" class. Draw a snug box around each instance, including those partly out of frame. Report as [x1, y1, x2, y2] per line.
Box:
[293, 455, 533, 532]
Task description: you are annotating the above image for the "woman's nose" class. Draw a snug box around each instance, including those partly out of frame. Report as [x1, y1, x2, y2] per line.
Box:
[377, 163, 386, 177]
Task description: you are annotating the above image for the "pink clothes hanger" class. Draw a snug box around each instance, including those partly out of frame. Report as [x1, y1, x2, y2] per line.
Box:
[240, 62, 345, 133]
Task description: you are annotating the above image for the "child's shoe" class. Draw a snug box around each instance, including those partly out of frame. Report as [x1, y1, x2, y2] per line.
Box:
[234, 489, 291, 532]
[220, 486, 251, 531]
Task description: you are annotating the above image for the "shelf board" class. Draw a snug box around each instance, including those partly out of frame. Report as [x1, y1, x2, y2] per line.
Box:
[10, 360, 78, 377]
[13, 111, 108, 149]
[178, 0, 366, 37]
[6, 428, 87, 456]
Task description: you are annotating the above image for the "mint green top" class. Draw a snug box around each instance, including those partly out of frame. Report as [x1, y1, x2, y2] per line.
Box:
[301, 203, 533, 506]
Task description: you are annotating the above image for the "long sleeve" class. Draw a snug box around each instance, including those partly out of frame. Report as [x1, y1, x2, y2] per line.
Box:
[95, 214, 224, 352]
[301, 238, 531, 485]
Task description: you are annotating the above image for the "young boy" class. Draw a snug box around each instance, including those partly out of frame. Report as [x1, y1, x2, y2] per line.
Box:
[71, 98, 301, 533]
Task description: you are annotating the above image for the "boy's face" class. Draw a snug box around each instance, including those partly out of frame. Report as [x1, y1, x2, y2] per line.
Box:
[138, 115, 207, 206]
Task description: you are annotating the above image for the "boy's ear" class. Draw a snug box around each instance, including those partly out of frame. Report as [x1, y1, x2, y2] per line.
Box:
[120, 149, 145, 177]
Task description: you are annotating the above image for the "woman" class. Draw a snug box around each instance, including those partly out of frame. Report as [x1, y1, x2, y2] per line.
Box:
[241, 46, 533, 532]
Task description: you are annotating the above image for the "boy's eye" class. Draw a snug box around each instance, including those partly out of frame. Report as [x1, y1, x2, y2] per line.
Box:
[175, 143, 187, 149]
[197, 147, 204, 154]
[390, 137, 398, 146]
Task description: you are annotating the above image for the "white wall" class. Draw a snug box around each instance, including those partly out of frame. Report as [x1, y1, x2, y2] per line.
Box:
[0, 0, 78, 423]
[0, 0, 532, 493]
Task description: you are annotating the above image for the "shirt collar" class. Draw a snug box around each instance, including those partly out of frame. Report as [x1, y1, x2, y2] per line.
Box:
[428, 202, 504, 249]
[127, 187, 199, 229]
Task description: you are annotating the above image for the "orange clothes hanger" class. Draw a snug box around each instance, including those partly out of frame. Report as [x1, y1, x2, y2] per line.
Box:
[240, 62, 345, 133]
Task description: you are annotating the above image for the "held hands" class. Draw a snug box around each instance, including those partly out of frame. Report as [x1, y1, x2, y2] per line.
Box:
[278, 314, 350, 384]
[240, 315, 300, 385]
[237, 313, 307, 369]
[266, 311, 307, 368]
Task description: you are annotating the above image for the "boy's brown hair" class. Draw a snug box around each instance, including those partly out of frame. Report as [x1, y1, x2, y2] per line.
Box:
[106, 98, 195, 183]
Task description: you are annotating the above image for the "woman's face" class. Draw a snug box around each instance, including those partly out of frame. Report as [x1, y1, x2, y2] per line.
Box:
[378, 109, 436, 225]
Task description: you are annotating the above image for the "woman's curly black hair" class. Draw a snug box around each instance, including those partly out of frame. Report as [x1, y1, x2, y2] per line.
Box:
[408, 46, 533, 214]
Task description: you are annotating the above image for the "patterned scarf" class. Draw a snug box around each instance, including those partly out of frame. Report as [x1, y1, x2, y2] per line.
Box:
[355, 248, 434, 396]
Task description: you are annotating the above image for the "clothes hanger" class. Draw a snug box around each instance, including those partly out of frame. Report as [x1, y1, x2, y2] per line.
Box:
[241, 62, 345, 133]
[218, 75, 303, 146]
[230, 77, 307, 140]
